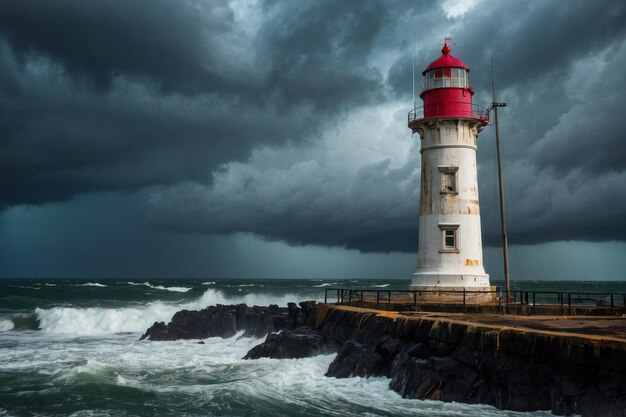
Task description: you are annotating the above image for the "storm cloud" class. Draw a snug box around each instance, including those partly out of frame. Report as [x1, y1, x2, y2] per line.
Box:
[1, 0, 625, 257]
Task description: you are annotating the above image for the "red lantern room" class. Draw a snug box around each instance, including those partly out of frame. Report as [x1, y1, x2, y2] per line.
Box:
[409, 40, 488, 131]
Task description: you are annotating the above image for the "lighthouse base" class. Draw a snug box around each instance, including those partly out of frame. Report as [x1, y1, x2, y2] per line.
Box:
[410, 273, 494, 304]
[410, 272, 490, 288]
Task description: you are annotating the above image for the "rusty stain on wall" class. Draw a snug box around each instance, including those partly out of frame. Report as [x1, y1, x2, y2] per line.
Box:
[440, 194, 457, 215]
[420, 167, 433, 215]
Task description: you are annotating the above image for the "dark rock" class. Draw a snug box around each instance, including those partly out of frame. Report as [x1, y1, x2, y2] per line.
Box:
[141, 302, 317, 341]
[325, 340, 386, 378]
[243, 330, 337, 359]
[287, 302, 300, 329]
[197, 341, 205, 344]
[143, 302, 626, 417]
[299, 300, 317, 326]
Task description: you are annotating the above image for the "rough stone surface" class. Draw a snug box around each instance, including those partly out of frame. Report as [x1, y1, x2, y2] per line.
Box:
[140, 302, 316, 341]
[243, 329, 337, 359]
[141, 302, 626, 417]
[316, 306, 626, 417]
[325, 340, 385, 378]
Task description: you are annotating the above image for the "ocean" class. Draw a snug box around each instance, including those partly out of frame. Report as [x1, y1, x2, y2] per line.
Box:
[1, 278, 624, 417]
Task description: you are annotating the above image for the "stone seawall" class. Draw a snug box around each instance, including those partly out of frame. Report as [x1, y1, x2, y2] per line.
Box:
[314, 305, 626, 417]
[141, 302, 626, 417]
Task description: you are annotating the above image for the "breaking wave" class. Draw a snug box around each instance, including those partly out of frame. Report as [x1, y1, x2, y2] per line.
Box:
[127, 282, 191, 293]
[34, 289, 313, 335]
[35, 305, 176, 335]
[0, 319, 14, 332]
[77, 282, 108, 287]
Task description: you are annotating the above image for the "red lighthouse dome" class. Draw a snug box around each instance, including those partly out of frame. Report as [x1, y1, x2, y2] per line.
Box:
[409, 41, 488, 131]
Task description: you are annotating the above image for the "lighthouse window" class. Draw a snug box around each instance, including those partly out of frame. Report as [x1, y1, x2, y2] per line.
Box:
[439, 166, 458, 194]
[443, 172, 455, 192]
[445, 230, 455, 247]
[424, 68, 468, 90]
[439, 224, 460, 253]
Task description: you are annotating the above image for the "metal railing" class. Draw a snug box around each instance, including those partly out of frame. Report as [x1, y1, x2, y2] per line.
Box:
[408, 103, 489, 124]
[323, 287, 626, 315]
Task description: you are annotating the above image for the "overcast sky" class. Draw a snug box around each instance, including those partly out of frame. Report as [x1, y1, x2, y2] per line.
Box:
[0, 0, 625, 280]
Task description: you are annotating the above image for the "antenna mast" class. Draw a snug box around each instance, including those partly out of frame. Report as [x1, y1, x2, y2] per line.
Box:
[490, 56, 510, 306]
[412, 41, 416, 109]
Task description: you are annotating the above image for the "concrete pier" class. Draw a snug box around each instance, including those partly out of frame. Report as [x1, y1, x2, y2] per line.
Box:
[315, 304, 626, 416]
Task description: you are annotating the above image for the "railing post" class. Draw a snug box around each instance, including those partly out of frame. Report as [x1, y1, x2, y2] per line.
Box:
[463, 288, 466, 313]
[388, 290, 391, 304]
[349, 289, 352, 305]
[611, 293, 614, 309]
[414, 290, 417, 310]
[376, 291, 380, 309]
[361, 291, 364, 306]
[324, 289, 327, 304]
[568, 293, 571, 315]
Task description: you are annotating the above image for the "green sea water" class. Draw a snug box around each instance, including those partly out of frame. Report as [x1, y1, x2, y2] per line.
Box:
[0, 278, 624, 416]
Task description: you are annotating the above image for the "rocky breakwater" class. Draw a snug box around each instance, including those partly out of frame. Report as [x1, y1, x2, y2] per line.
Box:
[141, 301, 317, 340]
[142, 302, 626, 416]
[314, 305, 626, 417]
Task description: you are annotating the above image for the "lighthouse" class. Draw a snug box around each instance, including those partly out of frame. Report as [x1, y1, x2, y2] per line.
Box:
[408, 40, 491, 291]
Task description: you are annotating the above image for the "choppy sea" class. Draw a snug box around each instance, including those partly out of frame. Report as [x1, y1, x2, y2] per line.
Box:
[1, 278, 624, 417]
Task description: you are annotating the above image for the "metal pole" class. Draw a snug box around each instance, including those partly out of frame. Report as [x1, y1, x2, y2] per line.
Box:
[324, 289, 327, 304]
[412, 41, 416, 110]
[491, 56, 510, 305]
[568, 293, 571, 315]
[463, 288, 466, 313]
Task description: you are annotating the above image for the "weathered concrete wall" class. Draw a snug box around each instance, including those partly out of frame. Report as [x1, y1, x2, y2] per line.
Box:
[315, 305, 626, 417]
[413, 118, 489, 288]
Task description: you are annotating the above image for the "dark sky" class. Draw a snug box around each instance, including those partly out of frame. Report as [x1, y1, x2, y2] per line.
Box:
[1, 0, 625, 279]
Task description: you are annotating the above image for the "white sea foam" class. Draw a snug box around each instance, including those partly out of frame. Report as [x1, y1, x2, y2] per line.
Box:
[313, 283, 335, 287]
[0, 319, 14, 332]
[35, 304, 179, 335]
[202, 281, 216, 285]
[0, 328, 554, 416]
[78, 283, 108, 287]
[150, 285, 191, 292]
[34, 288, 316, 335]
[193, 289, 309, 309]
[45, 283, 57, 287]
[371, 284, 390, 288]
[127, 282, 191, 292]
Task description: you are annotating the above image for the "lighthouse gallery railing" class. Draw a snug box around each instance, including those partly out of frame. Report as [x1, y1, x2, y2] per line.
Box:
[408, 103, 490, 123]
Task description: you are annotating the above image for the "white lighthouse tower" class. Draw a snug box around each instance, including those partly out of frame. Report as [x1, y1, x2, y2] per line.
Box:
[408, 40, 491, 291]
